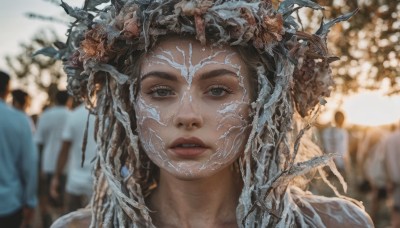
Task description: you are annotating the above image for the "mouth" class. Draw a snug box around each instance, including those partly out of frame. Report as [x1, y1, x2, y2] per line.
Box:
[169, 137, 208, 158]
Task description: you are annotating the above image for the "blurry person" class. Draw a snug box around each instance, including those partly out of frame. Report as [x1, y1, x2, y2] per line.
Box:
[11, 89, 35, 132]
[357, 127, 390, 222]
[0, 71, 38, 227]
[321, 110, 349, 173]
[34, 90, 71, 227]
[11, 89, 31, 112]
[51, 103, 96, 213]
[379, 124, 400, 227]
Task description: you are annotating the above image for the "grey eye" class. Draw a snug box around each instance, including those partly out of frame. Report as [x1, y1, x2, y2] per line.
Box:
[148, 86, 175, 98]
[210, 88, 226, 96]
[155, 89, 173, 97]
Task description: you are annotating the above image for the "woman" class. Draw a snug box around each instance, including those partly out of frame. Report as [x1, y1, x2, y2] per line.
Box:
[47, 0, 373, 227]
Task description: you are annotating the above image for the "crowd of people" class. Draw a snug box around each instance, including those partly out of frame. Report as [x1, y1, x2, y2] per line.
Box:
[0, 71, 96, 227]
[319, 111, 400, 227]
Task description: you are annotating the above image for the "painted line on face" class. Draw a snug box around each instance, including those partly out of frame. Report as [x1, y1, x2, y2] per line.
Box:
[135, 97, 167, 126]
[150, 44, 237, 86]
[143, 127, 168, 160]
[136, 40, 252, 176]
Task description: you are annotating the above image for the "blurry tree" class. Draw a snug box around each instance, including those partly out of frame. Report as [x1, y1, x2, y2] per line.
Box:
[305, 0, 400, 94]
[5, 0, 71, 107]
[6, 29, 66, 106]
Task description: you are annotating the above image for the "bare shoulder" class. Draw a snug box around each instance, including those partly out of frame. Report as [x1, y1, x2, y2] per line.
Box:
[291, 187, 374, 228]
[50, 209, 92, 228]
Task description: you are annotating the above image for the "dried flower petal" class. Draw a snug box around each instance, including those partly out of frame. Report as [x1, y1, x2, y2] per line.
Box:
[122, 16, 140, 39]
[177, 0, 213, 16]
[262, 14, 284, 42]
[81, 25, 111, 62]
[67, 50, 84, 69]
[293, 58, 334, 117]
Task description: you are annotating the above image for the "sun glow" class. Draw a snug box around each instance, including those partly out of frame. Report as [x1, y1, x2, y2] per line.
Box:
[342, 91, 400, 127]
[318, 80, 400, 127]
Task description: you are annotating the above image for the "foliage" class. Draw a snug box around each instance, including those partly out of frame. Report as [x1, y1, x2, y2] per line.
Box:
[5, 30, 66, 105]
[6, 0, 70, 106]
[313, 0, 400, 94]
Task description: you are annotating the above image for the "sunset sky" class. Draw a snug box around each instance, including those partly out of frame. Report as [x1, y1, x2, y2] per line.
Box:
[0, 0, 81, 69]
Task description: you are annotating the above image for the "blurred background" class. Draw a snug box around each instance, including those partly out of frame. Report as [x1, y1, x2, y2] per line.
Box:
[0, 0, 399, 227]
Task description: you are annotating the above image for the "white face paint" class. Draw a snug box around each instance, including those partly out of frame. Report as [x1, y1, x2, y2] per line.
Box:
[135, 37, 252, 180]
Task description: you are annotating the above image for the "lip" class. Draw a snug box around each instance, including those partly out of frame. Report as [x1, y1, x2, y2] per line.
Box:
[169, 137, 209, 158]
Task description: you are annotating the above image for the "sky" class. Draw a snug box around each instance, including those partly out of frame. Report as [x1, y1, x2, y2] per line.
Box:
[0, 0, 83, 113]
[0, 0, 82, 70]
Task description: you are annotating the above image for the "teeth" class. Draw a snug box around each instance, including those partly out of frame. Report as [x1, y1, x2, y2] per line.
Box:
[179, 144, 199, 148]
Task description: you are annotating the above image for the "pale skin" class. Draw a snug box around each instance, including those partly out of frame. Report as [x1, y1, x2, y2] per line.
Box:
[135, 37, 252, 227]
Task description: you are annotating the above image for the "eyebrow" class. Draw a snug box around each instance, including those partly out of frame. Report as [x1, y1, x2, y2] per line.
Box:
[140, 69, 238, 81]
[199, 69, 238, 80]
[141, 71, 178, 82]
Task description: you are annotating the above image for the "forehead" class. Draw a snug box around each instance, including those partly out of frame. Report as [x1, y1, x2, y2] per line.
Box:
[143, 36, 244, 67]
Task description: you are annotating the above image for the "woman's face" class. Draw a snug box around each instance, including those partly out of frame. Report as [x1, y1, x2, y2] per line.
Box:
[135, 37, 252, 180]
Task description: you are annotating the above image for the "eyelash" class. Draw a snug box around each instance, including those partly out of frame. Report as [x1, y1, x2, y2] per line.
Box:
[147, 85, 175, 98]
[206, 85, 233, 97]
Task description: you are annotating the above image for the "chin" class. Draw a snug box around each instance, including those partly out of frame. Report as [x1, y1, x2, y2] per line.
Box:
[162, 160, 233, 181]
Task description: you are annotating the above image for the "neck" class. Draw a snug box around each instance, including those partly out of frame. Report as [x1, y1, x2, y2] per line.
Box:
[149, 166, 241, 227]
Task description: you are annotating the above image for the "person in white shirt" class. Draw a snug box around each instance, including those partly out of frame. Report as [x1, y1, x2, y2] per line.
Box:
[378, 126, 400, 227]
[34, 90, 71, 227]
[51, 103, 96, 212]
[321, 110, 349, 172]
[358, 127, 390, 223]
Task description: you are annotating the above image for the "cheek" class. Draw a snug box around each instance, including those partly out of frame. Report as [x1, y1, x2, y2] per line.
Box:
[134, 98, 169, 156]
[215, 102, 250, 130]
[135, 95, 179, 128]
[213, 102, 250, 157]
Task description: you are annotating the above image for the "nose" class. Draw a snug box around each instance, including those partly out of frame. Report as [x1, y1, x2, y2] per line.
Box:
[173, 96, 203, 130]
